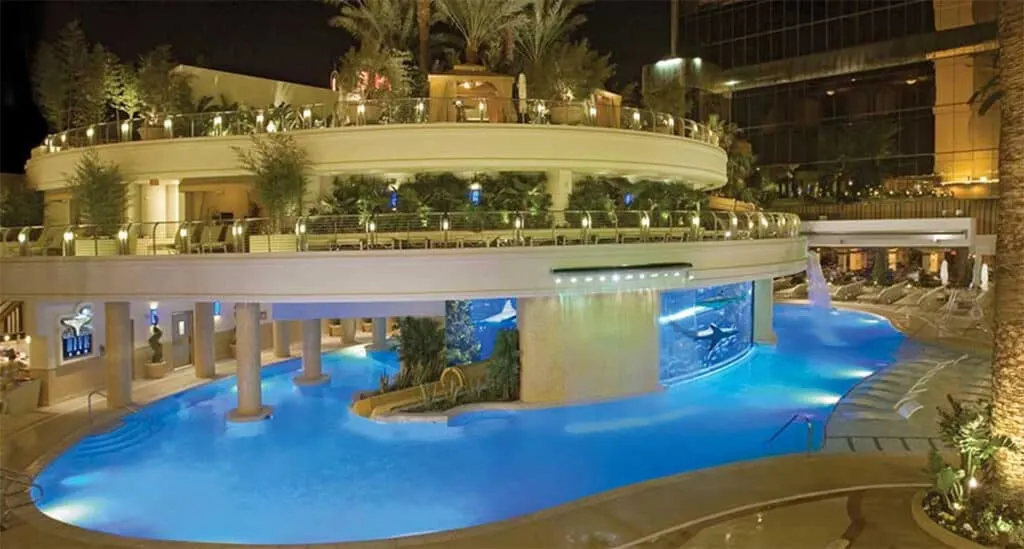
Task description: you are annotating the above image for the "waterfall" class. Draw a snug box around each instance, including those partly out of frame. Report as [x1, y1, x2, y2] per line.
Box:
[806, 250, 833, 310]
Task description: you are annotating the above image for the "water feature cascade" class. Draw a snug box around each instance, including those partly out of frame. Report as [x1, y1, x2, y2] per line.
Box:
[805, 251, 844, 346]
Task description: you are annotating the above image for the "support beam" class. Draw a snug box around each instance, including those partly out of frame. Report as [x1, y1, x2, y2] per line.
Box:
[368, 317, 388, 350]
[193, 302, 216, 378]
[295, 319, 329, 386]
[272, 320, 291, 358]
[518, 291, 661, 404]
[104, 301, 132, 408]
[228, 303, 272, 422]
[753, 279, 778, 345]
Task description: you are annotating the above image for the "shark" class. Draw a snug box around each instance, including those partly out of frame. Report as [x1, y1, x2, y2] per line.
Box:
[658, 294, 746, 325]
[671, 323, 739, 356]
[695, 295, 745, 309]
[483, 300, 517, 324]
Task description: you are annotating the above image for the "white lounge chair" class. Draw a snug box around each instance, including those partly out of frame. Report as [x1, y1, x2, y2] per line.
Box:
[832, 280, 867, 301]
[857, 282, 911, 305]
[775, 282, 808, 299]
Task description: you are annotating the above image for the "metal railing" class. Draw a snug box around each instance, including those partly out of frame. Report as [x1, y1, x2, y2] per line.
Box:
[86, 389, 138, 423]
[767, 412, 815, 454]
[0, 210, 802, 258]
[1, 466, 42, 530]
[35, 98, 722, 155]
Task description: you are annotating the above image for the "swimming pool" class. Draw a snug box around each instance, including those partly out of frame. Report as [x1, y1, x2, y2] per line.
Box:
[33, 304, 919, 544]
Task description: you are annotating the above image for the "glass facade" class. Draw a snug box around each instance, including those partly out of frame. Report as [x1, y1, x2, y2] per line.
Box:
[659, 281, 754, 383]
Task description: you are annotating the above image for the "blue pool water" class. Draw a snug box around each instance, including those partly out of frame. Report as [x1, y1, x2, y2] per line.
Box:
[34, 304, 919, 544]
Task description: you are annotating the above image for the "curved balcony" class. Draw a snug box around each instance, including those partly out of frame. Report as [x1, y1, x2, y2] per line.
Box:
[26, 99, 729, 191]
[0, 211, 805, 302]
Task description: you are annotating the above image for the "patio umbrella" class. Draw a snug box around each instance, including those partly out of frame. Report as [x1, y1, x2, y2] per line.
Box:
[940, 259, 949, 287]
[517, 73, 527, 102]
[981, 263, 990, 291]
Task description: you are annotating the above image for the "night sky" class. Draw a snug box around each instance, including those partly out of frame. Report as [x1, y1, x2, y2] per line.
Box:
[0, 0, 669, 173]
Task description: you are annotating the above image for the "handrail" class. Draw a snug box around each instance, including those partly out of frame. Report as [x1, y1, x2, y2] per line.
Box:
[767, 412, 815, 453]
[87, 389, 139, 423]
[1, 466, 43, 530]
[34, 97, 724, 155]
[0, 210, 804, 258]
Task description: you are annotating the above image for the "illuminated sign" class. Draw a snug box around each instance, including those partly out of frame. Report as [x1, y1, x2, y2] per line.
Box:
[60, 303, 94, 361]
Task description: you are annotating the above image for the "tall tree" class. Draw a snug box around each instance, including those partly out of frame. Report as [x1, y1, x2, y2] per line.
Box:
[991, 0, 1024, 501]
[324, 0, 416, 52]
[137, 45, 192, 124]
[32, 21, 107, 131]
[434, 0, 528, 65]
[66, 151, 128, 231]
[104, 53, 143, 123]
[515, 0, 588, 66]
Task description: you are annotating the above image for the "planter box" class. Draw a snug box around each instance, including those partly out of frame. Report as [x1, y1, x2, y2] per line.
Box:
[910, 492, 995, 549]
[2, 378, 42, 414]
[248, 234, 298, 254]
[145, 361, 170, 379]
[74, 238, 119, 256]
[345, 103, 382, 125]
[328, 324, 344, 338]
[139, 125, 167, 141]
[550, 104, 585, 126]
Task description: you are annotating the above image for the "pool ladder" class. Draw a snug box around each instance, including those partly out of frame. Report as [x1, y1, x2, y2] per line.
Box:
[767, 413, 815, 454]
[86, 389, 139, 424]
[1, 466, 42, 531]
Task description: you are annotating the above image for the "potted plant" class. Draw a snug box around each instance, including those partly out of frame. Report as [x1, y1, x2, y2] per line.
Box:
[335, 45, 412, 125]
[144, 325, 169, 378]
[0, 348, 41, 414]
[67, 151, 129, 256]
[234, 134, 311, 252]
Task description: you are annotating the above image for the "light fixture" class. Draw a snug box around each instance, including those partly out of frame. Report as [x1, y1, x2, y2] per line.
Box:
[905, 78, 918, 85]
[979, 176, 988, 182]
[723, 79, 740, 87]
[356, 103, 366, 115]
[163, 118, 172, 130]
[86, 127, 95, 138]
[231, 224, 244, 236]
[513, 216, 523, 229]
[213, 114, 223, 126]
[367, 220, 377, 232]
[117, 229, 128, 241]
[63, 230, 74, 242]
[632, 110, 641, 123]
[120, 122, 129, 134]
[588, 105, 597, 118]
[580, 213, 591, 229]
[302, 107, 312, 120]
[179, 227, 188, 238]
[826, 90, 835, 96]
[267, 121, 277, 133]
[256, 112, 265, 125]
[61, 133, 67, 143]
[640, 213, 650, 229]
[149, 301, 159, 310]
[17, 232, 26, 244]
[416, 100, 425, 113]
[440, 216, 450, 231]
[296, 222, 307, 234]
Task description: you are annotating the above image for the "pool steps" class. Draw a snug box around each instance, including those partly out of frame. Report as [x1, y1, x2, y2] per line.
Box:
[71, 419, 163, 459]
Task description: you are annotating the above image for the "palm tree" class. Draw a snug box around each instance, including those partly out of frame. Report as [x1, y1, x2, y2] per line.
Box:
[324, 0, 415, 52]
[515, 0, 588, 65]
[434, 0, 529, 65]
[991, 0, 1024, 500]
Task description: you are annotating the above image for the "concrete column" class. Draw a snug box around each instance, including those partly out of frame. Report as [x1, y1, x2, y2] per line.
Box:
[518, 291, 660, 404]
[368, 317, 388, 350]
[340, 318, 358, 344]
[193, 302, 216, 378]
[104, 302, 133, 408]
[272, 320, 292, 357]
[545, 169, 573, 226]
[753, 279, 778, 345]
[228, 303, 272, 422]
[294, 319, 329, 386]
[142, 181, 167, 224]
[164, 180, 181, 224]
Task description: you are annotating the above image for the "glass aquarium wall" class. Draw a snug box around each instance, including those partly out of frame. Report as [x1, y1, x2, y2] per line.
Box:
[445, 298, 518, 364]
[658, 281, 754, 383]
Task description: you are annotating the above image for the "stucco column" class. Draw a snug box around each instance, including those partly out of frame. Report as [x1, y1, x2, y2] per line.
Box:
[142, 181, 166, 224]
[272, 320, 292, 357]
[545, 169, 573, 226]
[193, 302, 216, 378]
[295, 319, 329, 386]
[104, 301, 133, 408]
[368, 317, 388, 350]
[340, 318, 358, 344]
[228, 303, 272, 422]
[518, 291, 661, 404]
[164, 180, 181, 225]
[753, 279, 778, 345]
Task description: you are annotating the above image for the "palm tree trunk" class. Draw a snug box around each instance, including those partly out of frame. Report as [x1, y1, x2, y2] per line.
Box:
[465, 43, 479, 65]
[992, 0, 1024, 499]
[417, 0, 430, 76]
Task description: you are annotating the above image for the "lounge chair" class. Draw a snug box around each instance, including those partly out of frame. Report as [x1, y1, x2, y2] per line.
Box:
[775, 282, 808, 299]
[857, 282, 911, 305]
[831, 280, 867, 301]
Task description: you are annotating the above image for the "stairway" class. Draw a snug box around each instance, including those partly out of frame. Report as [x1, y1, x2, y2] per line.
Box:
[0, 300, 23, 336]
[71, 418, 163, 460]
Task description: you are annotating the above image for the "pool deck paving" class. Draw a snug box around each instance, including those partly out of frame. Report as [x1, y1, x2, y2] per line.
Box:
[1, 306, 985, 549]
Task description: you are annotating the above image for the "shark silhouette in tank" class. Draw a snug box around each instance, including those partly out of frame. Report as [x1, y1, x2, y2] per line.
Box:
[483, 300, 517, 324]
[659, 294, 747, 325]
[671, 323, 739, 357]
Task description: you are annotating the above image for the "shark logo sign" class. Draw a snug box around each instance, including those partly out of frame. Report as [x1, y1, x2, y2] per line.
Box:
[60, 303, 94, 361]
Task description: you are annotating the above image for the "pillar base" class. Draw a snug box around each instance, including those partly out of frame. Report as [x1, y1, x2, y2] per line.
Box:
[226, 405, 274, 423]
[293, 373, 331, 386]
[755, 332, 779, 346]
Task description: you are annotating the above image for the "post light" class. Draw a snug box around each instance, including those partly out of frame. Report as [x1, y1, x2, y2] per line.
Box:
[62, 229, 75, 256]
[63, 230, 74, 242]
[513, 216, 523, 230]
[729, 212, 738, 230]
[61, 133, 67, 144]
[440, 215, 450, 231]
[17, 232, 26, 244]
[163, 118, 172, 130]
[640, 213, 651, 229]
[589, 105, 597, 118]
[357, 103, 366, 116]
[256, 112, 265, 126]
[266, 120, 277, 133]
[581, 213, 592, 229]
[416, 100, 425, 113]
[120, 121, 130, 134]
[632, 110, 641, 125]
[179, 227, 188, 239]
[117, 229, 128, 241]
[213, 114, 223, 127]
[367, 220, 377, 233]
[691, 214, 700, 227]
[302, 107, 312, 120]
[86, 127, 95, 139]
